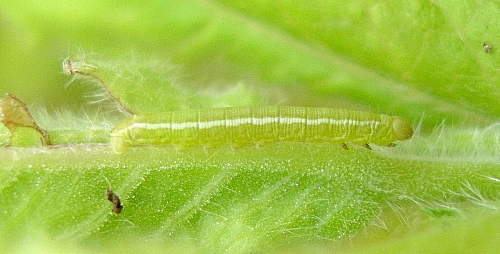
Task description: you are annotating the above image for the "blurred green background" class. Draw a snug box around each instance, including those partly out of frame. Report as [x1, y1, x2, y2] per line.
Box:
[1, 0, 498, 131]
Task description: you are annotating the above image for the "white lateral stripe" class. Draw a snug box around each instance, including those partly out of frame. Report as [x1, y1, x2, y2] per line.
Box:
[128, 117, 380, 131]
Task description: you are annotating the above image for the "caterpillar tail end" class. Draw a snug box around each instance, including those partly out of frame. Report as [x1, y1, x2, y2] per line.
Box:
[110, 135, 128, 154]
[110, 117, 134, 154]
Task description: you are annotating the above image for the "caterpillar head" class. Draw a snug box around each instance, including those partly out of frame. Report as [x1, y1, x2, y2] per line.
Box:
[392, 116, 414, 141]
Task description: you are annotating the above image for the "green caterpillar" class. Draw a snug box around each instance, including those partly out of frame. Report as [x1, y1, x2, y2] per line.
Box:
[110, 106, 413, 154]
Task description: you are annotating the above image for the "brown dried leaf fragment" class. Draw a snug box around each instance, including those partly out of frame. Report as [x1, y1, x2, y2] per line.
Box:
[106, 188, 123, 214]
[1, 94, 51, 145]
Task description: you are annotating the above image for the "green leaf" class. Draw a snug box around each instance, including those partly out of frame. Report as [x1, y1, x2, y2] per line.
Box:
[0, 0, 499, 253]
[0, 127, 498, 252]
[62, 56, 263, 114]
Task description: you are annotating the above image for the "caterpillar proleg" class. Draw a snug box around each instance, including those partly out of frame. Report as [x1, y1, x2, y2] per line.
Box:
[110, 106, 413, 154]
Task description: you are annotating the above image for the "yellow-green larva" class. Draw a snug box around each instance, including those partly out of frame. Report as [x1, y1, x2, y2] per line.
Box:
[110, 106, 413, 154]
